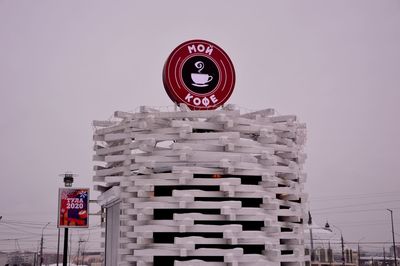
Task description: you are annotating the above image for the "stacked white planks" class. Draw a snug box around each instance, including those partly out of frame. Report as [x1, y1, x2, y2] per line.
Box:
[93, 104, 308, 266]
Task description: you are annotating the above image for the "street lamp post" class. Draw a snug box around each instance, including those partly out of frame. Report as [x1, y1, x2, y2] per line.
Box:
[307, 215, 335, 264]
[60, 173, 75, 266]
[39, 222, 50, 266]
[387, 209, 397, 266]
[358, 237, 365, 266]
[341, 234, 345, 266]
[326, 222, 345, 266]
[383, 247, 386, 266]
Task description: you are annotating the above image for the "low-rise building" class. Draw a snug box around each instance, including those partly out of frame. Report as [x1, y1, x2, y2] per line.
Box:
[6, 251, 35, 265]
[305, 223, 358, 266]
[0, 252, 8, 266]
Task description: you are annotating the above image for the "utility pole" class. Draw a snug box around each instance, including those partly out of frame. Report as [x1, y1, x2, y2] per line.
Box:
[341, 233, 345, 266]
[328, 222, 345, 266]
[383, 247, 386, 266]
[40, 222, 50, 266]
[358, 243, 361, 266]
[387, 209, 397, 266]
[40, 237, 43, 265]
[35, 241, 40, 266]
[308, 211, 314, 262]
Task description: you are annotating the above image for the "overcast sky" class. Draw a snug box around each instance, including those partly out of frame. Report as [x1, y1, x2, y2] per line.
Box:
[1, 0, 400, 253]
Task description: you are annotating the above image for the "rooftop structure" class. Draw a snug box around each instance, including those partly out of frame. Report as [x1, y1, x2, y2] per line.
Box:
[93, 104, 308, 266]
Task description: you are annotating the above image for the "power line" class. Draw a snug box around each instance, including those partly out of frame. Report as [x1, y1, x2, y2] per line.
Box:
[0, 236, 38, 241]
[1, 219, 55, 225]
[0, 222, 43, 236]
[313, 207, 400, 215]
[311, 199, 400, 212]
[311, 190, 400, 201]
[0, 217, 103, 254]
[309, 240, 400, 245]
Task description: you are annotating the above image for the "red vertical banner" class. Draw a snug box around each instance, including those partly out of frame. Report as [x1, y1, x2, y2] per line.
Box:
[58, 188, 89, 228]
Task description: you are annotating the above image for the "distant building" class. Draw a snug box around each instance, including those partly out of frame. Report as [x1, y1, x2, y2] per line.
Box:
[359, 256, 399, 266]
[306, 247, 358, 266]
[72, 251, 103, 265]
[43, 252, 102, 266]
[305, 223, 358, 266]
[6, 251, 35, 265]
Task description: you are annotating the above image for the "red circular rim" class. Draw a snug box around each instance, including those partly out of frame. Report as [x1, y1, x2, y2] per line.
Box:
[163, 39, 235, 110]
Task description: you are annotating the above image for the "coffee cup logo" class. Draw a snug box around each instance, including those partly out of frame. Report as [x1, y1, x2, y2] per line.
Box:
[181, 55, 219, 95]
[191, 61, 213, 87]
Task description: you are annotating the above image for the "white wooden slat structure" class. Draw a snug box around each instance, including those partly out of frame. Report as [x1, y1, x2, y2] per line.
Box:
[93, 104, 308, 266]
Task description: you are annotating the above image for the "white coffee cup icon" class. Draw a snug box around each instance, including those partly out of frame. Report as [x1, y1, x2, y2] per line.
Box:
[191, 73, 213, 87]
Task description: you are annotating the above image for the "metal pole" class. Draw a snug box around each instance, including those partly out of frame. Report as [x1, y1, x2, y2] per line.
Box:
[56, 228, 60, 265]
[308, 211, 314, 262]
[69, 230, 72, 266]
[40, 236, 44, 266]
[36, 241, 40, 266]
[63, 228, 68, 266]
[387, 209, 397, 266]
[40, 222, 50, 266]
[357, 237, 365, 266]
[61, 172, 74, 266]
[341, 234, 345, 266]
[330, 223, 345, 266]
[310, 227, 314, 261]
[384, 247, 386, 266]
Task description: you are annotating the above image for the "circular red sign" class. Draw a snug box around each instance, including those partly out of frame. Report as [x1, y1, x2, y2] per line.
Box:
[163, 39, 235, 110]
